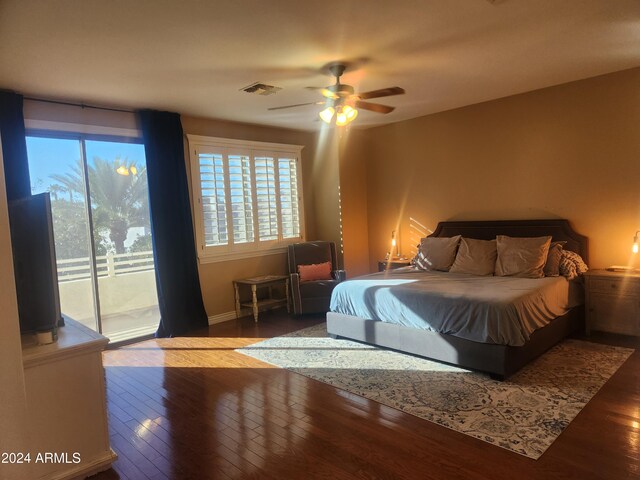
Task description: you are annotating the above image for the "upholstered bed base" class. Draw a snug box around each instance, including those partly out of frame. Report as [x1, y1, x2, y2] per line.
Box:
[326, 306, 584, 379]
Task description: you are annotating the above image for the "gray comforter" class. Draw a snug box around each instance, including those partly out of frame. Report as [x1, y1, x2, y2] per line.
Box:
[329, 268, 582, 346]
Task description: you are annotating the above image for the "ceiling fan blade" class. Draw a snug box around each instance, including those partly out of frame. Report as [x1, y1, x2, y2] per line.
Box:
[355, 101, 395, 114]
[357, 87, 405, 100]
[268, 101, 324, 111]
[304, 86, 339, 99]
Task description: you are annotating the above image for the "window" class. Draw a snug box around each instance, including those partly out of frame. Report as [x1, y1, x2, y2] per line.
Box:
[188, 135, 305, 262]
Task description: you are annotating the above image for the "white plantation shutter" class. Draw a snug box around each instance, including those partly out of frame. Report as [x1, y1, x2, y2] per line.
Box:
[227, 154, 254, 244]
[254, 156, 279, 241]
[278, 157, 300, 239]
[198, 152, 228, 246]
[189, 136, 304, 261]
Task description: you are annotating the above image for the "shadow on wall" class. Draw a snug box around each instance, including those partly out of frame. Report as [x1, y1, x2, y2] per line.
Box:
[408, 217, 431, 258]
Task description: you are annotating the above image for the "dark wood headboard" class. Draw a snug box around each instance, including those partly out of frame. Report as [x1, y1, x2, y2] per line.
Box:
[430, 219, 589, 264]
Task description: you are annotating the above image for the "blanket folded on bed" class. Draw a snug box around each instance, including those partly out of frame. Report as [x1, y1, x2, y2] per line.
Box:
[559, 250, 589, 280]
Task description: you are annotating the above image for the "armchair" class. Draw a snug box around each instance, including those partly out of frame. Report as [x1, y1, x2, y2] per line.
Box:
[287, 241, 346, 315]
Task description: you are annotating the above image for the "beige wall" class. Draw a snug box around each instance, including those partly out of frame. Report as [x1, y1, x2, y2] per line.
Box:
[308, 128, 343, 268]
[0, 134, 32, 478]
[350, 67, 640, 271]
[339, 129, 370, 277]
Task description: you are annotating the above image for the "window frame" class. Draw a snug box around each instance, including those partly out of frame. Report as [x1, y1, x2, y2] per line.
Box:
[187, 135, 305, 263]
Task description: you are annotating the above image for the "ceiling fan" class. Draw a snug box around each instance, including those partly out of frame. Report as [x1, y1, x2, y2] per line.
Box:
[268, 63, 405, 126]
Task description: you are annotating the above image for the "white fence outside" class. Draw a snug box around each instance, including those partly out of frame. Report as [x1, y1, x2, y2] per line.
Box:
[57, 250, 155, 282]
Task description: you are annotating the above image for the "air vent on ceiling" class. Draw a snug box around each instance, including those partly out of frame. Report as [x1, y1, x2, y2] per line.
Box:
[240, 82, 282, 96]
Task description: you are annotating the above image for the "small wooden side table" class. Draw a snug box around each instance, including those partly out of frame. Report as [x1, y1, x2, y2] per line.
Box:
[233, 275, 290, 322]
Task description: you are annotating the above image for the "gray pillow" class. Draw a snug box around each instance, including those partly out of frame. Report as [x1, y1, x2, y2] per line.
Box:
[414, 235, 461, 271]
[544, 241, 566, 277]
[495, 235, 552, 278]
[450, 237, 497, 276]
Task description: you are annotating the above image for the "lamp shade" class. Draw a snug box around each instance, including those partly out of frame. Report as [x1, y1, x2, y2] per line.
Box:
[344, 105, 358, 121]
[319, 106, 335, 123]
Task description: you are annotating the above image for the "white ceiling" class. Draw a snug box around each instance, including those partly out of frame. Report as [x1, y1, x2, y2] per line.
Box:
[1, 0, 639, 131]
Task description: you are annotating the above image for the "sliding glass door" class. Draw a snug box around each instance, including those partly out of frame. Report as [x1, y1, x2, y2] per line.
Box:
[26, 137, 98, 331]
[26, 134, 160, 342]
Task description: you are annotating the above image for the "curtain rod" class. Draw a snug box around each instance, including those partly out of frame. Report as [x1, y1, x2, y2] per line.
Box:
[24, 96, 135, 114]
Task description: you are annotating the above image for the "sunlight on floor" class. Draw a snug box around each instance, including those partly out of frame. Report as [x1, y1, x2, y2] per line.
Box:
[102, 336, 276, 368]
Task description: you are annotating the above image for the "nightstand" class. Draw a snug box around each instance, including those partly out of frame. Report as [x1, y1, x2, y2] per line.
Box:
[378, 259, 411, 272]
[584, 270, 640, 336]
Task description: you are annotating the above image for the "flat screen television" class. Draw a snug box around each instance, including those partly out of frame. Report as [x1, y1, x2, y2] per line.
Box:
[8, 192, 62, 334]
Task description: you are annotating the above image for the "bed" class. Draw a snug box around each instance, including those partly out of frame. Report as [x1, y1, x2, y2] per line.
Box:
[326, 219, 588, 379]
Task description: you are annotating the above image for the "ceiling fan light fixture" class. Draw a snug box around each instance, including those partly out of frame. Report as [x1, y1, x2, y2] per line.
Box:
[335, 105, 358, 126]
[344, 105, 358, 121]
[319, 106, 335, 123]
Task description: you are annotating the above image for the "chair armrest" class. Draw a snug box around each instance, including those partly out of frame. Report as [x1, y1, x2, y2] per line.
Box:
[333, 270, 346, 282]
[289, 273, 301, 315]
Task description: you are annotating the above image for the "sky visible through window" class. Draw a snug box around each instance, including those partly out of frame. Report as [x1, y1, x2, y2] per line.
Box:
[26, 136, 146, 195]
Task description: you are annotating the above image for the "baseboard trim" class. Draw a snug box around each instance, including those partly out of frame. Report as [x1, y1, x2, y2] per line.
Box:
[40, 449, 117, 480]
[208, 309, 250, 325]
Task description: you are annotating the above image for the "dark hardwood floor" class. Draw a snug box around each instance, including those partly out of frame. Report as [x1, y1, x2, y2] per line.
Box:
[94, 311, 640, 480]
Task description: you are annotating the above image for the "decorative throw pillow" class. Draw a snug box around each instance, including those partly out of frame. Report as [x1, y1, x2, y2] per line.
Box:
[414, 235, 461, 272]
[543, 241, 566, 277]
[450, 237, 497, 276]
[298, 262, 332, 282]
[495, 235, 552, 278]
[559, 250, 589, 280]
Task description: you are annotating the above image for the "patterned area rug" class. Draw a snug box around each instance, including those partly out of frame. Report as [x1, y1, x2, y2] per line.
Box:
[237, 323, 633, 459]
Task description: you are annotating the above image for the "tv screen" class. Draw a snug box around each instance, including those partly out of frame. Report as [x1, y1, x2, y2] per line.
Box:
[8, 193, 62, 334]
